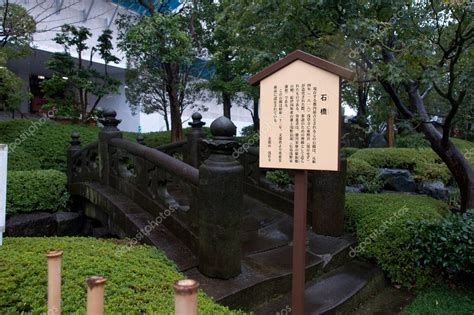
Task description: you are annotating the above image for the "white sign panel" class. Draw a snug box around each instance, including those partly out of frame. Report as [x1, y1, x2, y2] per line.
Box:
[259, 60, 341, 171]
[0, 144, 7, 246]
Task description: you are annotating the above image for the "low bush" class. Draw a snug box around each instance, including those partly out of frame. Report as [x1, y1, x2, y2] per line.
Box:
[409, 209, 474, 279]
[0, 237, 245, 314]
[341, 147, 359, 158]
[266, 170, 292, 187]
[351, 148, 451, 183]
[345, 193, 449, 287]
[6, 170, 69, 217]
[347, 158, 377, 185]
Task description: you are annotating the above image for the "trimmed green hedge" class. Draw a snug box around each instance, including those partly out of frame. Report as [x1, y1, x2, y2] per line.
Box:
[351, 148, 452, 183]
[0, 119, 99, 171]
[0, 237, 245, 314]
[341, 147, 359, 158]
[6, 170, 69, 217]
[345, 193, 449, 288]
[347, 158, 377, 185]
[0, 119, 211, 172]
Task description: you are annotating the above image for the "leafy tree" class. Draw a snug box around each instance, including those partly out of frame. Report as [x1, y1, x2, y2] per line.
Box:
[0, 2, 35, 112]
[41, 25, 120, 122]
[117, 1, 197, 142]
[229, 0, 473, 210]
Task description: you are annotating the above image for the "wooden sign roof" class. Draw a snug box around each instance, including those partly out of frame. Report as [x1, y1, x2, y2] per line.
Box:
[248, 50, 354, 85]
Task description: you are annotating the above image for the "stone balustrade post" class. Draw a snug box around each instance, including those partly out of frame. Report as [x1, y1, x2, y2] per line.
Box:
[98, 110, 122, 185]
[67, 132, 82, 184]
[186, 112, 206, 168]
[198, 116, 243, 279]
[310, 155, 347, 236]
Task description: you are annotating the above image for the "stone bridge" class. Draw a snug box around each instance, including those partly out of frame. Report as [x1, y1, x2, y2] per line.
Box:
[67, 110, 382, 313]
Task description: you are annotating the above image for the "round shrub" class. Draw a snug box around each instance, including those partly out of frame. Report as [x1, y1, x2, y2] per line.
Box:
[0, 237, 244, 314]
[6, 170, 69, 217]
[345, 193, 449, 288]
[347, 158, 377, 185]
[409, 209, 474, 279]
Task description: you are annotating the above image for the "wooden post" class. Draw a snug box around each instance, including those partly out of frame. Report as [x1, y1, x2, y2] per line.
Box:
[292, 170, 308, 315]
[173, 279, 200, 315]
[46, 250, 63, 315]
[387, 106, 395, 148]
[86, 276, 107, 315]
[0, 144, 7, 246]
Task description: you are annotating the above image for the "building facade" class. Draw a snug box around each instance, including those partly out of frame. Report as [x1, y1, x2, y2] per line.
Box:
[6, 0, 254, 133]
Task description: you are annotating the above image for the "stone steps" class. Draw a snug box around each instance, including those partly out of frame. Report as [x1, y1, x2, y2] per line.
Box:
[253, 260, 385, 315]
[185, 233, 356, 311]
[74, 182, 384, 313]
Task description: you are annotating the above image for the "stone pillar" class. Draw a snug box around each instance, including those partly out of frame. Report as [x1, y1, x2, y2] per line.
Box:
[311, 155, 347, 236]
[67, 132, 81, 184]
[98, 110, 122, 185]
[186, 112, 205, 168]
[198, 116, 243, 279]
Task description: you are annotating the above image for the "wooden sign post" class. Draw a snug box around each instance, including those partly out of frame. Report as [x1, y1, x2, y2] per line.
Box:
[249, 50, 353, 315]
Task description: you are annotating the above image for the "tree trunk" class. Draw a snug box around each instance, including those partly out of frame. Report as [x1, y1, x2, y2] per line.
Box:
[164, 63, 183, 142]
[252, 96, 260, 131]
[223, 92, 231, 119]
[386, 109, 395, 147]
[387, 80, 474, 211]
[163, 104, 170, 131]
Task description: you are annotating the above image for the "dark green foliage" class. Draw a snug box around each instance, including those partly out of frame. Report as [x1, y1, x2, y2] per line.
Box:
[0, 237, 245, 314]
[351, 148, 452, 183]
[6, 170, 69, 217]
[345, 193, 449, 287]
[395, 132, 430, 148]
[266, 170, 291, 187]
[0, 120, 211, 172]
[0, 119, 99, 171]
[402, 283, 474, 315]
[341, 147, 359, 158]
[347, 158, 377, 185]
[409, 210, 474, 279]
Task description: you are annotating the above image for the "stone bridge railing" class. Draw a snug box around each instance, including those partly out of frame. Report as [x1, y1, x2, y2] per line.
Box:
[68, 110, 243, 279]
[67, 110, 347, 279]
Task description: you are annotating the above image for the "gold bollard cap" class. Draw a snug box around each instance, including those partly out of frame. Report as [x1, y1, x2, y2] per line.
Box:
[173, 279, 200, 295]
[86, 276, 107, 288]
[46, 250, 64, 258]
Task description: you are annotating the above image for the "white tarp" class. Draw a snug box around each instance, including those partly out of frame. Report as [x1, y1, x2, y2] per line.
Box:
[0, 144, 7, 246]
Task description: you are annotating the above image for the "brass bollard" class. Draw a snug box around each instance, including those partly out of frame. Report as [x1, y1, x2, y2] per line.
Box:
[46, 250, 63, 315]
[173, 279, 200, 315]
[86, 276, 107, 315]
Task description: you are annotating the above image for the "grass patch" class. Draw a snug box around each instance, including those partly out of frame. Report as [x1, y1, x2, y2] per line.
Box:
[0, 237, 245, 314]
[402, 284, 474, 315]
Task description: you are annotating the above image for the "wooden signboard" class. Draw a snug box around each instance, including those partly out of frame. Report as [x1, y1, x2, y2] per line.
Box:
[249, 50, 353, 171]
[249, 50, 353, 315]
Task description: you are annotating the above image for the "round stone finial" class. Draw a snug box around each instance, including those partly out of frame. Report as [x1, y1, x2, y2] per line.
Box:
[189, 112, 205, 128]
[103, 109, 117, 118]
[210, 116, 236, 138]
[192, 112, 202, 121]
[70, 132, 81, 146]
